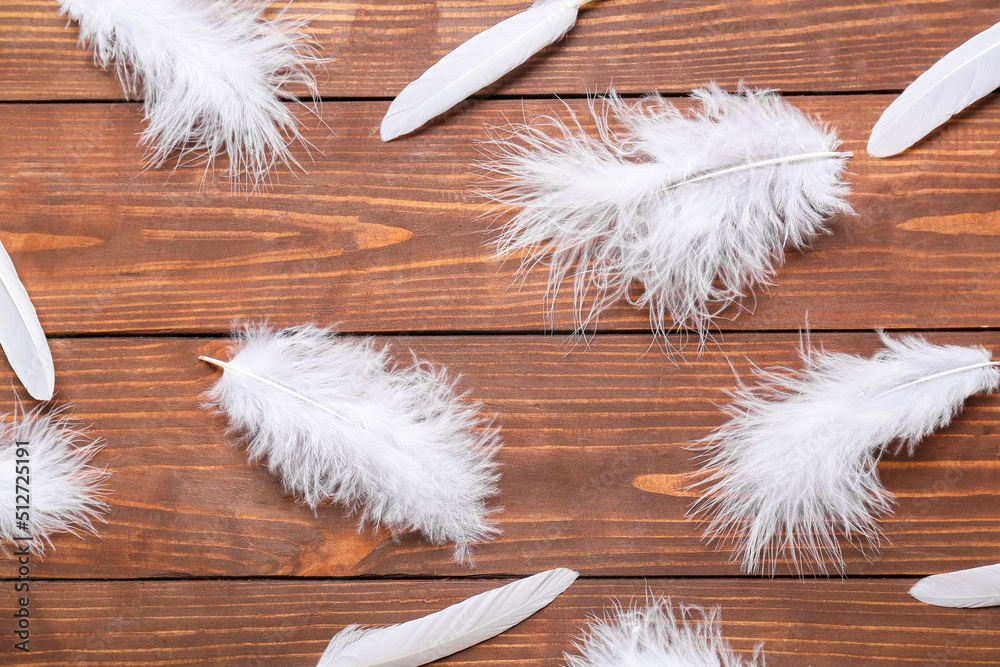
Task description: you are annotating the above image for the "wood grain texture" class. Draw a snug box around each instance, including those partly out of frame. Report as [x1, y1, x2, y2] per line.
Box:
[4, 2, 1000, 664]
[3, 95, 1000, 335]
[6, 332, 998, 579]
[3, 0, 1000, 100]
[3, 578, 997, 665]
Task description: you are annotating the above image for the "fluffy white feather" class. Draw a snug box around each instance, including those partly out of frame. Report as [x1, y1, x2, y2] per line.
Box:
[0, 406, 110, 554]
[58, 0, 322, 190]
[690, 333, 1000, 575]
[564, 597, 764, 667]
[319, 567, 578, 667]
[200, 324, 502, 564]
[0, 239, 54, 401]
[869, 21, 1000, 157]
[478, 86, 852, 343]
[910, 563, 1000, 608]
[381, 0, 590, 141]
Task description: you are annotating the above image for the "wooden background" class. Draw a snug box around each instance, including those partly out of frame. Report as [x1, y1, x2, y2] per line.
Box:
[1, 0, 999, 664]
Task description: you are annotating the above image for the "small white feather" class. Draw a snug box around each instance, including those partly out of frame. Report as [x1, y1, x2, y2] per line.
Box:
[380, 0, 588, 141]
[564, 597, 764, 667]
[690, 333, 1000, 575]
[318, 567, 578, 667]
[58, 0, 323, 190]
[869, 21, 1000, 157]
[910, 563, 1000, 608]
[0, 239, 54, 401]
[0, 406, 110, 554]
[478, 86, 852, 344]
[200, 323, 502, 564]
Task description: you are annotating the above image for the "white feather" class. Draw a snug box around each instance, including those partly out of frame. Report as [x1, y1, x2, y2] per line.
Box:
[318, 567, 578, 667]
[869, 22, 1000, 157]
[380, 0, 588, 141]
[0, 239, 54, 401]
[478, 86, 852, 344]
[57, 0, 322, 190]
[564, 597, 765, 667]
[689, 333, 1000, 575]
[200, 323, 502, 564]
[0, 406, 110, 554]
[910, 563, 1000, 608]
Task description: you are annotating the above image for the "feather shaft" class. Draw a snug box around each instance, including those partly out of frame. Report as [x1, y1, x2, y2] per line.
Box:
[868, 21, 1000, 157]
[910, 563, 1000, 608]
[875, 359, 1000, 398]
[381, 0, 588, 141]
[0, 240, 54, 401]
[319, 568, 578, 667]
[199, 355, 349, 420]
[667, 150, 853, 189]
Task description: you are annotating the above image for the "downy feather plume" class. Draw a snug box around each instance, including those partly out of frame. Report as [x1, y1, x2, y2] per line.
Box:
[910, 563, 1000, 608]
[0, 239, 54, 401]
[381, 0, 592, 141]
[57, 0, 322, 190]
[564, 597, 765, 667]
[869, 21, 1000, 157]
[690, 332, 1000, 575]
[200, 323, 502, 564]
[0, 406, 110, 554]
[318, 567, 578, 667]
[478, 86, 852, 344]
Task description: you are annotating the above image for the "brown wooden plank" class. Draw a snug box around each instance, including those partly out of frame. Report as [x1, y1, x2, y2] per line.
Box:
[5, 578, 997, 665]
[5, 332, 998, 578]
[2, 96, 1000, 334]
[2, 0, 999, 100]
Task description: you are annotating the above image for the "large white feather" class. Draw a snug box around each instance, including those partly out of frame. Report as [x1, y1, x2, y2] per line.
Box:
[0, 239, 54, 401]
[910, 563, 1000, 608]
[318, 567, 578, 667]
[380, 0, 589, 141]
[564, 597, 764, 667]
[478, 86, 852, 344]
[0, 405, 110, 555]
[57, 0, 322, 190]
[868, 21, 1000, 157]
[689, 333, 1000, 575]
[200, 323, 502, 564]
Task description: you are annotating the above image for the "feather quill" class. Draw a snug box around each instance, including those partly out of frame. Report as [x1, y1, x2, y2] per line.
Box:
[564, 597, 765, 667]
[200, 324, 502, 564]
[318, 567, 578, 667]
[478, 86, 852, 343]
[689, 333, 1000, 575]
[0, 239, 54, 401]
[868, 22, 1000, 157]
[0, 405, 110, 554]
[910, 563, 1000, 608]
[381, 0, 591, 141]
[57, 0, 322, 190]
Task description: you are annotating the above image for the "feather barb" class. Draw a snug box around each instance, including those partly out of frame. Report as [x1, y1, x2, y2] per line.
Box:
[319, 568, 578, 666]
[910, 563, 1000, 608]
[200, 324, 502, 564]
[381, 0, 591, 141]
